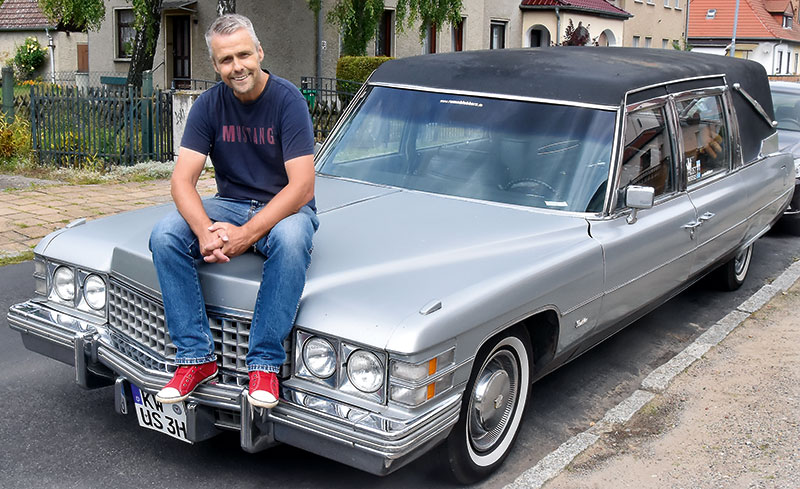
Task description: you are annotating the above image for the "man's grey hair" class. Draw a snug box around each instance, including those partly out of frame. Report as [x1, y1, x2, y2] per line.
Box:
[205, 14, 261, 58]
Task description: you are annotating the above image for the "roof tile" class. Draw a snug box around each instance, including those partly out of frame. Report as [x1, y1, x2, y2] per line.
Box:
[689, 0, 800, 42]
[520, 0, 630, 18]
[0, 0, 54, 30]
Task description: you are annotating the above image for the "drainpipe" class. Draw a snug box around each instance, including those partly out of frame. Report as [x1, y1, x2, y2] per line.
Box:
[684, 0, 690, 47]
[316, 8, 322, 81]
[729, 0, 740, 56]
[555, 7, 561, 45]
[45, 28, 55, 84]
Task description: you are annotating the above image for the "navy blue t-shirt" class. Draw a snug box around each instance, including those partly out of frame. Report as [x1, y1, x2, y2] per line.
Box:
[181, 73, 315, 209]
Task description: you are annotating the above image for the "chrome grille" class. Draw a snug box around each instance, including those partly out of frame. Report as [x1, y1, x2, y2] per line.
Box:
[107, 279, 289, 386]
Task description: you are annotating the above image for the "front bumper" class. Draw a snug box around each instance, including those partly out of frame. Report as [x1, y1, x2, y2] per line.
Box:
[7, 301, 461, 475]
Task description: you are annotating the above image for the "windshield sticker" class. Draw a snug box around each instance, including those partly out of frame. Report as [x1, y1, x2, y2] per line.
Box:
[545, 201, 569, 207]
[687, 158, 701, 182]
[439, 99, 484, 108]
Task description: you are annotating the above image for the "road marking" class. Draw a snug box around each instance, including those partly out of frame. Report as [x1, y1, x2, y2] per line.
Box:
[504, 259, 800, 489]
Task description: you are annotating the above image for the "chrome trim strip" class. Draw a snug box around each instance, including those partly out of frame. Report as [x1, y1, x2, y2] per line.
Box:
[368, 82, 619, 111]
[733, 83, 777, 128]
[563, 292, 604, 315]
[604, 246, 696, 296]
[625, 74, 726, 97]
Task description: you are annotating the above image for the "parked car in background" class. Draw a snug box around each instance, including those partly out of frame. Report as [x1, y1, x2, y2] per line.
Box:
[8, 48, 792, 483]
[770, 80, 800, 233]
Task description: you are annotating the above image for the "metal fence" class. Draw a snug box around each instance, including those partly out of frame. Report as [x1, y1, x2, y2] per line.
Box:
[171, 78, 218, 90]
[30, 85, 173, 167]
[300, 76, 363, 141]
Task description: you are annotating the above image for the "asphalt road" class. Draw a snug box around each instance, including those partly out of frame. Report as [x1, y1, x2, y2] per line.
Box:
[2, 226, 799, 489]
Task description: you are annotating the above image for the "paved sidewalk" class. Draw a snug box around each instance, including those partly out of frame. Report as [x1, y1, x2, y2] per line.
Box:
[0, 177, 217, 258]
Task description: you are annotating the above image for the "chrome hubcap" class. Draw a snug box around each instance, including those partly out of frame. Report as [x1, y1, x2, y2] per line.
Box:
[468, 350, 518, 452]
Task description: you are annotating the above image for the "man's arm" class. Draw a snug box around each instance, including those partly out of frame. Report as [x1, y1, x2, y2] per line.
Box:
[208, 154, 315, 259]
[172, 146, 229, 263]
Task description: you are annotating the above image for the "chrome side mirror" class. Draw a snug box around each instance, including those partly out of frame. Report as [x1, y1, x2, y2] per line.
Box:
[625, 185, 655, 224]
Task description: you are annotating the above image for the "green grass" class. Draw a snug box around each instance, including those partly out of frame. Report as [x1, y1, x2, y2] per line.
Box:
[0, 250, 34, 266]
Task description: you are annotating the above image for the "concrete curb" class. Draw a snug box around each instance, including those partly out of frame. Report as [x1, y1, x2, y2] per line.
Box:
[504, 259, 800, 489]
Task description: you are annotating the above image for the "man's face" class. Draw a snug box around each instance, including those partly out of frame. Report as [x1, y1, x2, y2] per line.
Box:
[210, 28, 265, 102]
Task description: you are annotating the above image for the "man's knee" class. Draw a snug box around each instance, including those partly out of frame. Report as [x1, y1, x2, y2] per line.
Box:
[268, 212, 315, 254]
[149, 211, 191, 253]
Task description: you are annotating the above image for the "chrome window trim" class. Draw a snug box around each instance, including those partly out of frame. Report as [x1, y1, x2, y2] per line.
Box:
[624, 73, 726, 97]
[367, 82, 619, 111]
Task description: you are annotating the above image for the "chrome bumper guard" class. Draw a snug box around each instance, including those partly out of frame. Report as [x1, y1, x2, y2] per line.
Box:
[7, 301, 461, 475]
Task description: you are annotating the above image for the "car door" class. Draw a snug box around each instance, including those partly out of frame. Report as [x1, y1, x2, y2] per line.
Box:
[589, 101, 698, 329]
[675, 91, 749, 275]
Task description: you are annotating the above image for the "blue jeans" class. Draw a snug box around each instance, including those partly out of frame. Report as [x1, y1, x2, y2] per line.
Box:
[149, 196, 318, 373]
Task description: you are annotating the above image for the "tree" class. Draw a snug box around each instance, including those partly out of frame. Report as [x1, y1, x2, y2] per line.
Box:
[561, 19, 590, 46]
[126, 0, 163, 87]
[38, 0, 105, 31]
[310, 0, 463, 56]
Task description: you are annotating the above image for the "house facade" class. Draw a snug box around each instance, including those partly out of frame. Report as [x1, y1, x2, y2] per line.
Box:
[611, 0, 687, 48]
[87, 0, 639, 89]
[0, 0, 87, 79]
[689, 0, 800, 76]
[519, 0, 630, 47]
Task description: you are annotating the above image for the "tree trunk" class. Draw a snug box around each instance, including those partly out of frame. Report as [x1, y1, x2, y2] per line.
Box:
[217, 0, 236, 15]
[126, 0, 163, 88]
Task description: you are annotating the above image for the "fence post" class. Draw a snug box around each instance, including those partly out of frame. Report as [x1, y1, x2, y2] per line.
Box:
[2, 67, 14, 122]
[142, 70, 153, 157]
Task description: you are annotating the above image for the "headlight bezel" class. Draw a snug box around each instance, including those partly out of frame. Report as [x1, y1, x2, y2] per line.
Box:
[294, 329, 387, 403]
[42, 258, 108, 318]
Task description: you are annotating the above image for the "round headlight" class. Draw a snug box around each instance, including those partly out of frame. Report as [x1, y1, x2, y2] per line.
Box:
[302, 337, 336, 378]
[83, 274, 107, 310]
[53, 266, 75, 301]
[347, 350, 384, 393]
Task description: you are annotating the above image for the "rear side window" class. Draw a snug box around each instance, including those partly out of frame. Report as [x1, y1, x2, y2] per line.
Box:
[676, 95, 730, 184]
[618, 105, 675, 207]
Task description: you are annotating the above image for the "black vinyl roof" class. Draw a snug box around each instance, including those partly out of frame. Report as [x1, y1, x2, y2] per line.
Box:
[371, 47, 769, 107]
[370, 47, 775, 161]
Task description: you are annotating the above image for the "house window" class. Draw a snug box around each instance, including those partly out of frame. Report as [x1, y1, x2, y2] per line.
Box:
[116, 9, 135, 59]
[632, 35, 640, 47]
[664, 0, 670, 7]
[490, 21, 506, 49]
[423, 23, 437, 54]
[783, 15, 793, 28]
[376, 9, 393, 56]
[674, 0, 681, 8]
[706, 9, 716, 19]
[645, 37, 652, 48]
[795, 53, 799, 73]
[777, 52, 783, 74]
[662, 39, 669, 49]
[452, 17, 465, 51]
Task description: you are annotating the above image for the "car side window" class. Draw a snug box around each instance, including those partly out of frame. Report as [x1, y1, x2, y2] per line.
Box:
[617, 105, 675, 208]
[676, 95, 730, 184]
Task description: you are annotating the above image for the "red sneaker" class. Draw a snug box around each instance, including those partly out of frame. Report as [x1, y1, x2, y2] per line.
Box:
[156, 361, 218, 404]
[248, 371, 279, 408]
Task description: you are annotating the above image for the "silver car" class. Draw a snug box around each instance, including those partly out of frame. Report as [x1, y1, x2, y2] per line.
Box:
[8, 48, 793, 483]
[770, 80, 800, 233]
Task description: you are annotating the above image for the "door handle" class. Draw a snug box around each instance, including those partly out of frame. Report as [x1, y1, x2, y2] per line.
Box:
[699, 212, 715, 221]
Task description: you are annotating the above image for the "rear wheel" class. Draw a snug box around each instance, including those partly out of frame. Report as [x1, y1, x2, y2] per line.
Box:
[717, 243, 753, 291]
[446, 328, 531, 484]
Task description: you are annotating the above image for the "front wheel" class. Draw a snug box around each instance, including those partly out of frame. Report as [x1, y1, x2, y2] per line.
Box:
[446, 328, 532, 484]
[717, 243, 753, 291]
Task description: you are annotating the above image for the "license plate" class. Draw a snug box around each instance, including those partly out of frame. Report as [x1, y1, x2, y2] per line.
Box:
[130, 384, 191, 443]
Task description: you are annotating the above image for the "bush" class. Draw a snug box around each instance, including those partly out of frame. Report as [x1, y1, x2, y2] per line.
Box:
[0, 115, 31, 159]
[336, 56, 393, 93]
[12, 37, 47, 80]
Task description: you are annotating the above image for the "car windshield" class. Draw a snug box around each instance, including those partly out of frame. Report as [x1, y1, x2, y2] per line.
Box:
[317, 87, 615, 213]
[772, 89, 800, 132]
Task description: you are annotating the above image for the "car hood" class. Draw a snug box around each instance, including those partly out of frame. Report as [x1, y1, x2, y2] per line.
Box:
[37, 176, 594, 352]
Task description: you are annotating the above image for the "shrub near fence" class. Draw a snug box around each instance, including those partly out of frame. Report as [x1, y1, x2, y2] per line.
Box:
[30, 84, 173, 168]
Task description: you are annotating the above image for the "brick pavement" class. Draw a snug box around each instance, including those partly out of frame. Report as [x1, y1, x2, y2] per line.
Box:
[0, 176, 217, 258]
